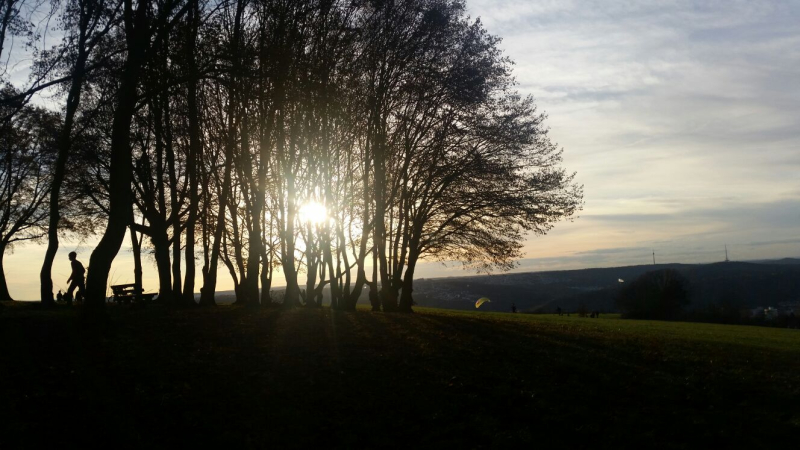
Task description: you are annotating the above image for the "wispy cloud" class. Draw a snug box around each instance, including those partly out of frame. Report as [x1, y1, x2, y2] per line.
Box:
[462, 0, 800, 270]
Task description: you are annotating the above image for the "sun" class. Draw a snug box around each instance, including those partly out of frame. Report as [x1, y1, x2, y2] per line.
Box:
[299, 201, 328, 225]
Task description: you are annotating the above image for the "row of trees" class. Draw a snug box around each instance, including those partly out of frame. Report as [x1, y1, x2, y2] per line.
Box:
[0, 0, 582, 311]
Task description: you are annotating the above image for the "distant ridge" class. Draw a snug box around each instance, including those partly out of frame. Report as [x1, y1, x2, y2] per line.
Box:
[412, 260, 800, 313]
[747, 257, 800, 265]
[198, 259, 800, 309]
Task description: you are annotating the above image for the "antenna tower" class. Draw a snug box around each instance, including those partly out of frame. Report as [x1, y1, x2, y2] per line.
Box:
[652, 250, 656, 265]
[725, 245, 729, 262]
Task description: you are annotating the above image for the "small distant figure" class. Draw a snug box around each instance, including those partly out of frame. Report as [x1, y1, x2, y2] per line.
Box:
[56, 290, 63, 303]
[66, 251, 86, 304]
[556, 307, 562, 316]
[511, 303, 517, 313]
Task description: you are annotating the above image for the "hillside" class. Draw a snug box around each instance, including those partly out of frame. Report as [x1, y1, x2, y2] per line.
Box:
[1, 303, 798, 448]
[411, 261, 800, 313]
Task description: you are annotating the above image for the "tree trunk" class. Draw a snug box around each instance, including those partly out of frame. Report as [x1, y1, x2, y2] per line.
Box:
[279, 116, 300, 308]
[398, 247, 419, 313]
[199, 0, 244, 306]
[39, 11, 91, 305]
[199, 146, 233, 306]
[259, 257, 271, 306]
[130, 224, 143, 298]
[304, 225, 319, 308]
[282, 174, 300, 308]
[181, 0, 201, 308]
[344, 142, 372, 310]
[371, 103, 395, 312]
[368, 250, 379, 311]
[322, 232, 338, 310]
[164, 100, 182, 302]
[198, 165, 214, 306]
[0, 246, 13, 301]
[85, 3, 150, 310]
[151, 227, 173, 304]
[241, 113, 261, 308]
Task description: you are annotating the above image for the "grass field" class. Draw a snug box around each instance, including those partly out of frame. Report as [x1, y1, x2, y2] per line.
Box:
[1, 302, 798, 448]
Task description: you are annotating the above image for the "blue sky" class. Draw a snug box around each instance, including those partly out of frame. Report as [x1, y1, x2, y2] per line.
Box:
[3, 0, 800, 298]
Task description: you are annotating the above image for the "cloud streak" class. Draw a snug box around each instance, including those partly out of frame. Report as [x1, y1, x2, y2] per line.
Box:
[462, 0, 800, 270]
[4, 1, 800, 299]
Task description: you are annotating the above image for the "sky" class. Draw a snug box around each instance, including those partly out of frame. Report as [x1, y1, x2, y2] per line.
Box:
[4, 0, 800, 299]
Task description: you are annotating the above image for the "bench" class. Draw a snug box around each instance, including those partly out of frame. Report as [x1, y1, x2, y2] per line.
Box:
[110, 284, 157, 304]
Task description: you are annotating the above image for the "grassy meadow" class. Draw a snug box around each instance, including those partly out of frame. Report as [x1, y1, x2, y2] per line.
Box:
[1, 302, 798, 448]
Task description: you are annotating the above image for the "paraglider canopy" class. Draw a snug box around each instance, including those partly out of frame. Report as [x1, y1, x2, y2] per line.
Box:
[475, 297, 491, 309]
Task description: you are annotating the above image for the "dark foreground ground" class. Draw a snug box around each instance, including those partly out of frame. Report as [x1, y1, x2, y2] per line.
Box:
[1, 302, 798, 449]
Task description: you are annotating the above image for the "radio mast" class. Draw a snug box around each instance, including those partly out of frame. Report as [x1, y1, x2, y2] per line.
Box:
[725, 245, 729, 262]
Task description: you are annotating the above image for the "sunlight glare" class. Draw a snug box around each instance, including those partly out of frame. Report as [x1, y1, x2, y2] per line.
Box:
[299, 201, 328, 225]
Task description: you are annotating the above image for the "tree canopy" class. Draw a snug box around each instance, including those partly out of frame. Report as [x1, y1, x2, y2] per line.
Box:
[0, 0, 582, 310]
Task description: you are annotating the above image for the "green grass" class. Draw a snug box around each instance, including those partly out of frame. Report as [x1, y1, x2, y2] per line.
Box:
[1, 302, 798, 449]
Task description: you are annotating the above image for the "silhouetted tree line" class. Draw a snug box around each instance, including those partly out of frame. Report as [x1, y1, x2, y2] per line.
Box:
[0, 0, 582, 310]
[616, 269, 797, 326]
[616, 269, 690, 320]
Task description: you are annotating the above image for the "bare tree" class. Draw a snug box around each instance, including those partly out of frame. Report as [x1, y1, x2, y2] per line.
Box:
[39, 0, 121, 305]
[0, 105, 58, 301]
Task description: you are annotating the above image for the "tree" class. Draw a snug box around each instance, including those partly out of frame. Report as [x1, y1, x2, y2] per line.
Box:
[616, 269, 690, 320]
[2, 0, 581, 311]
[39, 0, 120, 306]
[0, 104, 59, 300]
[85, 0, 190, 309]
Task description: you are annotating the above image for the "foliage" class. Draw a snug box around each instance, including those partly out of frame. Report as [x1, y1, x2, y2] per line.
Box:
[616, 268, 690, 320]
[0, 0, 582, 308]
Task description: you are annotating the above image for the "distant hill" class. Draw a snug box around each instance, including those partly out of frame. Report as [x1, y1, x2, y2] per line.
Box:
[411, 261, 800, 313]
[202, 259, 800, 313]
[748, 257, 800, 265]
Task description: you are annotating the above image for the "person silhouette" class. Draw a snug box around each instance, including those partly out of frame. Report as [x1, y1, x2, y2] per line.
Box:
[56, 290, 63, 303]
[66, 251, 86, 303]
[511, 303, 517, 313]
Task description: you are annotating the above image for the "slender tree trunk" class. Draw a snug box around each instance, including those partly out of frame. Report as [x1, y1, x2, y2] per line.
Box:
[171, 226, 182, 299]
[305, 226, 318, 307]
[398, 246, 419, 313]
[200, 138, 234, 306]
[345, 142, 372, 310]
[39, 12, 91, 305]
[0, 246, 13, 301]
[181, 0, 200, 307]
[259, 257, 271, 306]
[241, 113, 261, 307]
[164, 100, 183, 301]
[130, 224, 143, 298]
[374, 133, 395, 312]
[151, 226, 173, 303]
[282, 168, 300, 307]
[199, 167, 214, 306]
[323, 232, 338, 310]
[368, 249, 379, 311]
[199, 0, 244, 306]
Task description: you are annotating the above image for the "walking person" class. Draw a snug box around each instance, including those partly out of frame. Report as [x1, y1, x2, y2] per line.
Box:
[66, 251, 86, 304]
